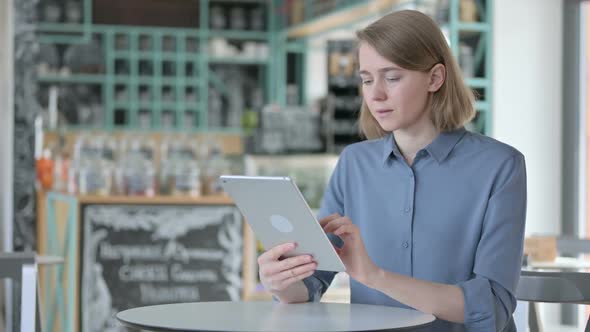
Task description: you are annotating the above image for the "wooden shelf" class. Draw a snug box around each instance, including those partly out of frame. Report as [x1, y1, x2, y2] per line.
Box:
[43, 130, 245, 158]
[286, 0, 403, 38]
[75, 194, 234, 205]
[41, 191, 235, 206]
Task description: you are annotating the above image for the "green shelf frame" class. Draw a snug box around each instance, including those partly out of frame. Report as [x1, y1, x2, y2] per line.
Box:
[466, 77, 490, 89]
[456, 21, 490, 32]
[475, 101, 490, 112]
[37, 74, 105, 84]
[208, 29, 270, 40]
[38, 23, 86, 33]
[208, 58, 269, 65]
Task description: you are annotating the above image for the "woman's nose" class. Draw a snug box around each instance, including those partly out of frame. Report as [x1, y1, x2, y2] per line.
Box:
[370, 80, 387, 101]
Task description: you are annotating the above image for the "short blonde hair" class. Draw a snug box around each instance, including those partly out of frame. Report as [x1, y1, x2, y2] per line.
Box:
[356, 10, 475, 139]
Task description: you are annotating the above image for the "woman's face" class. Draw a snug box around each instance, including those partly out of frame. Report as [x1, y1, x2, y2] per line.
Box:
[358, 42, 437, 133]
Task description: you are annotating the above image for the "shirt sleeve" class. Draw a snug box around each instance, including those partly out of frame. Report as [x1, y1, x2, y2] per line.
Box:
[302, 148, 348, 301]
[457, 153, 527, 331]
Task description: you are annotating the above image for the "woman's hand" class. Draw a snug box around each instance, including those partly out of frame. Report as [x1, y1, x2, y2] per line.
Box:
[258, 242, 318, 294]
[320, 213, 381, 287]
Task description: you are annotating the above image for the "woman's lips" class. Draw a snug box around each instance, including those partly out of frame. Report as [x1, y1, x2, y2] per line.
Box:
[375, 109, 394, 118]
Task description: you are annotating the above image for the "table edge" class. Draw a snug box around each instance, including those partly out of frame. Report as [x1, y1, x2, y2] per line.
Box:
[116, 303, 437, 332]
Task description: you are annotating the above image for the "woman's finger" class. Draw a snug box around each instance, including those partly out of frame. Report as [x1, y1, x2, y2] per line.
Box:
[334, 224, 357, 237]
[271, 261, 317, 284]
[323, 217, 352, 234]
[275, 269, 316, 291]
[258, 242, 296, 264]
[319, 213, 341, 227]
[263, 254, 314, 276]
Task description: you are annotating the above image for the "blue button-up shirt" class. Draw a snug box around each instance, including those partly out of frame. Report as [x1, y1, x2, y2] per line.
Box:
[304, 128, 527, 332]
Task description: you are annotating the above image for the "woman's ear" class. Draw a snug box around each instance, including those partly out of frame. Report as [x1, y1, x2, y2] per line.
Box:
[428, 63, 446, 92]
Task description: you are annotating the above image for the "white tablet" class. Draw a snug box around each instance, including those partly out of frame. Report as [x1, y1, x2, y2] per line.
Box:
[220, 175, 345, 272]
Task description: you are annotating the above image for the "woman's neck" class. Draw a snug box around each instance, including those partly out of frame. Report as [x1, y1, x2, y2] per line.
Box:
[393, 122, 439, 166]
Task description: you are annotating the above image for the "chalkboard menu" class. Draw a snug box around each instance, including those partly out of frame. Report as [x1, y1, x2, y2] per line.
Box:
[81, 204, 243, 332]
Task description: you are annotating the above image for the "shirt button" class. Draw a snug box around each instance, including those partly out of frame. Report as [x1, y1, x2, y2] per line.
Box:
[403, 241, 409, 248]
[409, 172, 414, 178]
[404, 207, 411, 213]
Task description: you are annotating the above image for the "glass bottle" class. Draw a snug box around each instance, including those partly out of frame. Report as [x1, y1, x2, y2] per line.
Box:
[36, 148, 54, 190]
[203, 142, 229, 195]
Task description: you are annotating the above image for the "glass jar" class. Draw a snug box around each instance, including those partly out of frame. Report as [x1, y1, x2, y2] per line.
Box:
[119, 136, 156, 196]
[123, 159, 156, 196]
[172, 160, 201, 197]
[160, 136, 201, 196]
[78, 159, 111, 195]
[159, 158, 176, 195]
[72, 135, 111, 195]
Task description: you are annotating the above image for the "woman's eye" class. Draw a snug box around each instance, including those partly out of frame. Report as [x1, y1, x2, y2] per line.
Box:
[386, 77, 400, 82]
[361, 79, 373, 85]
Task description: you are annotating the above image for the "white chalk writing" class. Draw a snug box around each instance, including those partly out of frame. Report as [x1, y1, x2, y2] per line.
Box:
[170, 264, 218, 283]
[139, 284, 199, 304]
[99, 243, 163, 263]
[119, 264, 169, 282]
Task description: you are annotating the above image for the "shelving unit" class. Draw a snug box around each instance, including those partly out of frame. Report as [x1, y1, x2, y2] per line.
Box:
[35, 0, 277, 133]
[449, 0, 492, 135]
[35, 0, 492, 137]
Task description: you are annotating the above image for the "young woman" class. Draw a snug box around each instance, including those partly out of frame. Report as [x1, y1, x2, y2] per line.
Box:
[257, 10, 526, 332]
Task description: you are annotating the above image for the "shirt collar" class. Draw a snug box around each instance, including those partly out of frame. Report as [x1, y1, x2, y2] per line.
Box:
[382, 127, 467, 165]
[381, 133, 400, 165]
